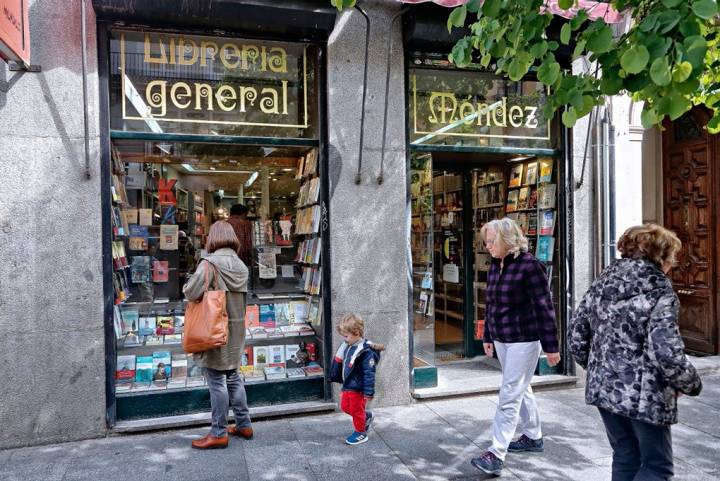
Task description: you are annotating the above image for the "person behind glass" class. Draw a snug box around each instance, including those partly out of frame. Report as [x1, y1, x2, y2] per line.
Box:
[183, 220, 252, 450]
[227, 204, 253, 268]
[471, 217, 560, 476]
[569, 224, 702, 481]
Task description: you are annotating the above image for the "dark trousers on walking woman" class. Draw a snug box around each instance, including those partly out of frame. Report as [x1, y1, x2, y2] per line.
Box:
[599, 408, 674, 481]
[205, 367, 251, 437]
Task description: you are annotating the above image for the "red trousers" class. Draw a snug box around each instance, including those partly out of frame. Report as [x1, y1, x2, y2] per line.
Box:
[340, 390, 367, 432]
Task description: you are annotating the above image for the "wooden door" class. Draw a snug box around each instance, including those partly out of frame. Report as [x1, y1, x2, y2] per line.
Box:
[662, 108, 719, 354]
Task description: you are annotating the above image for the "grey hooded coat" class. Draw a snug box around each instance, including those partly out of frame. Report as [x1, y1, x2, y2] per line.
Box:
[569, 258, 702, 426]
[183, 248, 248, 371]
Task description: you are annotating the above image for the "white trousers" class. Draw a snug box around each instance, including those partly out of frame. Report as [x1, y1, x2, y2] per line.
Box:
[489, 340, 542, 461]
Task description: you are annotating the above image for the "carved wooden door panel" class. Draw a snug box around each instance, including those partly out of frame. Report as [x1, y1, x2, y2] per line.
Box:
[663, 108, 718, 354]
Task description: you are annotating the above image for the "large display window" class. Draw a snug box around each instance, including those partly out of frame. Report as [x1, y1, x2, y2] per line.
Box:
[104, 28, 327, 421]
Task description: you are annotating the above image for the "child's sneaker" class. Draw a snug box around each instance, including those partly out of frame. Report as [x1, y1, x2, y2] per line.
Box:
[365, 411, 374, 431]
[345, 431, 369, 445]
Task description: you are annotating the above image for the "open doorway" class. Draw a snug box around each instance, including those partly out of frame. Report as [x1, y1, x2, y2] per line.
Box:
[411, 150, 561, 388]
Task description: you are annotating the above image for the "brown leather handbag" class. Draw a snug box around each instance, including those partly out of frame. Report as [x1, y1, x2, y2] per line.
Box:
[182, 261, 228, 353]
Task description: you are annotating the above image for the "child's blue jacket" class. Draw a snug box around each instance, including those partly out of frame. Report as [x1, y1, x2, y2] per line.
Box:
[329, 339, 381, 397]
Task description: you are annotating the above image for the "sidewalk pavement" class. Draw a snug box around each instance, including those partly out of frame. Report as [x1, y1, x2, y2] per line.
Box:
[2, 373, 719, 481]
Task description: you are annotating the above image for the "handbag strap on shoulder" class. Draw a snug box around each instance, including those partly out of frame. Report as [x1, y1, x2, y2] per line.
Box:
[202, 259, 222, 291]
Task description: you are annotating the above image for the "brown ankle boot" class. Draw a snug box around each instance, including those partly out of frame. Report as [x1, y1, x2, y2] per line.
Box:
[191, 434, 229, 449]
[227, 425, 254, 439]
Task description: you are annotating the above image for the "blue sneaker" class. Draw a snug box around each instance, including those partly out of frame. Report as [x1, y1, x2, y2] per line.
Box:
[365, 411, 374, 431]
[508, 434, 544, 452]
[345, 431, 368, 445]
[471, 451, 503, 476]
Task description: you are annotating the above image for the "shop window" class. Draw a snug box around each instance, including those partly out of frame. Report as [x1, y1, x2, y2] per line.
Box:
[110, 140, 326, 398]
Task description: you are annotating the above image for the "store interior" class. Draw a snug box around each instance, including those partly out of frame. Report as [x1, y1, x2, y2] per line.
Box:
[109, 140, 325, 396]
[411, 151, 560, 376]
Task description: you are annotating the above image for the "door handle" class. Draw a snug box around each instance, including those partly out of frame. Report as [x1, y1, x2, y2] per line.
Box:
[677, 289, 695, 295]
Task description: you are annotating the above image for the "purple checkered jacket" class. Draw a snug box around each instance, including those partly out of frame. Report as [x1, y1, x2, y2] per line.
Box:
[482, 251, 559, 353]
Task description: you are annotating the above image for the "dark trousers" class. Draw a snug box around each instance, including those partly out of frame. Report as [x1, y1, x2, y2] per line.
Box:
[598, 408, 674, 481]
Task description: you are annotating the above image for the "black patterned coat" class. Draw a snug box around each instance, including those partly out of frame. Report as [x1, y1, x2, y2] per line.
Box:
[569, 258, 702, 426]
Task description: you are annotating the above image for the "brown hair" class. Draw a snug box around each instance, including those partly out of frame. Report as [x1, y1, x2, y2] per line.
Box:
[617, 223, 682, 268]
[206, 221, 240, 254]
[337, 313, 364, 337]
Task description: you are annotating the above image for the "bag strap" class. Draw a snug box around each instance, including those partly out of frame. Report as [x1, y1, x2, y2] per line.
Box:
[202, 259, 223, 292]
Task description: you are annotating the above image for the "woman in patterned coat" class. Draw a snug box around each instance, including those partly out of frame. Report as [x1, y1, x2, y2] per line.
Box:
[570, 223, 702, 481]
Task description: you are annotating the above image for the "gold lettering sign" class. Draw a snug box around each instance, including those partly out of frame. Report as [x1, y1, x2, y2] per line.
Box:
[410, 71, 550, 143]
[119, 32, 308, 130]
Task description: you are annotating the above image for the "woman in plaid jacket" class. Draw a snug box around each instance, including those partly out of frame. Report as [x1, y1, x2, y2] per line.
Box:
[470, 218, 560, 476]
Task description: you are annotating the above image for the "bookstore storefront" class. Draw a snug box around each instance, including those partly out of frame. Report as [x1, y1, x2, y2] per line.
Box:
[103, 28, 331, 422]
[407, 59, 573, 389]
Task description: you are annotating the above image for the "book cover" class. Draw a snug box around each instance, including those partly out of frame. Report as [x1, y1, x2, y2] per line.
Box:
[145, 335, 163, 346]
[268, 345, 285, 367]
[310, 270, 322, 296]
[156, 315, 174, 335]
[539, 157, 554, 183]
[263, 366, 287, 380]
[116, 355, 136, 381]
[259, 304, 276, 328]
[506, 189, 519, 213]
[135, 356, 153, 383]
[245, 305, 260, 327]
[164, 334, 182, 344]
[249, 326, 268, 339]
[243, 368, 265, 383]
[139, 208, 153, 226]
[528, 212, 538, 235]
[152, 260, 169, 283]
[152, 351, 172, 381]
[303, 364, 324, 377]
[122, 209, 139, 225]
[538, 183, 556, 209]
[524, 162, 538, 185]
[242, 346, 253, 368]
[274, 302, 291, 327]
[536, 236, 555, 262]
[130, 256, 151, 283]
[286, 367, 306, 379]
[121, 309, 140, 335]
[540, 210, 556, 235]
[284, 344, 301, 368]
[173, 314, 184, 333]
[171, 354, 188, 379]
[187, 356, 204, 380]
[509, 164, 524, 188]
[115, 382, 133, 393]
[258, 250, 277, 279]
[128, 225, 149, 251]
[160, 224, 179, 250]
[290, 301, 309, 323]
[138, 315, 156, 336]
[517, 187, 530, 210]
[253, 346, 269, 366]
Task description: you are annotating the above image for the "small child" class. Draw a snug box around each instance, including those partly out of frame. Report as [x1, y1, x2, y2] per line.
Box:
[330, 314, 385, 446]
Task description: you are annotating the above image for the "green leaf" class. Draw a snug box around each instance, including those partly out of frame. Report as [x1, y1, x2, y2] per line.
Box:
[562, 107, 578, 128]
[508, 57, 529, 81]
[570, 10, 588, 30]
[585, 23, 614, 54]
[600, 75, 624, 95]
[558, 0, 574, 9]
[481, 52, 492, 67]
[482, 0, 503, 18]
[662, 0, 684, 6]
[547, 41, 560, 51]
[682, 35, 708, 70]
[573, 39, 587, 59]
[620, 45, 650, 74]
[659, 94, 692, 120]
[679, 18, 702, 37]
[641, 106, 660, 129]
[692, 0, 718, 19]
[657, 10, 681, 34]
[578, 95, 596, 117]
[447, 6, 467, 33]
[529, 41, 548, 58]
[561, 23, 572, 45]
[639, 13, 660, 32]
[568, 89, 584, 110]
[676, 78, 701, 94]
[672, 61, 693, 83]
[537, 56, 561, 85]
[708, 111, 720, 134]
[331, 0, 355, 10]
[650, 57, 672, 86]
[466, 0, 482, 13]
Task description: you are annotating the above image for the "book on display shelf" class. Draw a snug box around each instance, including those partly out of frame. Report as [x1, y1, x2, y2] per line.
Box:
[506, 189, 519, 213]
[539, 157, 554, 183]
[246, 305, 260, 327]
[128, 225, 149, 251]
[115, 382, 133, 393]
[274, 302, 291, 326]
[536, 236, 555, 262]
[138, 315, 156, 337]
[249, 326, 268, 339]
[243, 369, 265, 383]
[152, 261, 169, 283]
[241, 346, 253, 369]
[173, 314, 184, 334]
[539, 210, 556, 236]
[286, 368, 307, 379]
[267, 327, 284, 338]
[268, 345, 285, 366]
[303, 364, 324, 377]
[152, 351, 171, 381]
[121, 309, 140, 335]
[517, 187, 530, 210]
[145, 335, 163, 346]
[509, 164, 523, 188]
[253, 346, 269, 366]
[259, 305, 275, 328]
[156, 315, 174, 335]
[116, 355, 136, 381]
[538, 184, 556, 209]
[264, 366, 287, 380]
[135, 356, 153, 384]
[524, 162, 538, 185]
[164, 334, 182, 345]
[284, 344, 301, 368]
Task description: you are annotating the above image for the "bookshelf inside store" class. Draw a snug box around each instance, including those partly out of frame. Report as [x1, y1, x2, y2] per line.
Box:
[109, 141, 326, 403]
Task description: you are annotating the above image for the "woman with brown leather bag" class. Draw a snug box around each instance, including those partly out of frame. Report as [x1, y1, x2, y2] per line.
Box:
[183, 221, 252, 449]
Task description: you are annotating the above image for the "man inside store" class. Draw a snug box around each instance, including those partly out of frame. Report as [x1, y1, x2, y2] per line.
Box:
[227, 204, 253, 268]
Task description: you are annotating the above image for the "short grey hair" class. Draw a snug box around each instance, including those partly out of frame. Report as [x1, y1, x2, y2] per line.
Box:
[480, 217, 529, 257]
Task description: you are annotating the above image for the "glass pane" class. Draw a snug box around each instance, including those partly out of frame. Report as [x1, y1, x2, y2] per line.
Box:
[110, 139, 325, 394]
[408, 67, 551, 150]
[411, 153, 434, 366]
[109, 30, 319, 139]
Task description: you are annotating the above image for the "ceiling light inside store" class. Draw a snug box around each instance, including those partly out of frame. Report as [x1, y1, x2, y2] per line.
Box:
[508, 155, 534, 163]
[272, 177, 278, 181]
[210, 167, 216, 170]
[282, 168, 293, 172]
[245, 171, 259, 187]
